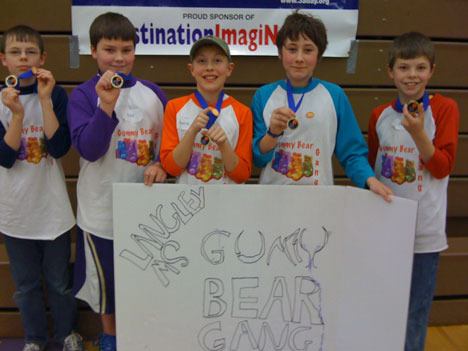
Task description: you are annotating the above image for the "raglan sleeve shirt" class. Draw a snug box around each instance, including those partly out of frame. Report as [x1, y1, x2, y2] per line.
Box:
[160, 98, 184, 176]
[251, 87, 275, 168]
[367, 104, 388, 169]
[140, 79, 167, 162]
[160, 95, 253, 183]
[67, 80, 119, 162]
[44, 85, 71, 159]
[0, 85, 72, 168]
[368, 95, 459, 179]
[331, 84, 374, 188]
[422, 95, 459, 178]
[0, 116, 18, 169]
[224, 101, 253, 183]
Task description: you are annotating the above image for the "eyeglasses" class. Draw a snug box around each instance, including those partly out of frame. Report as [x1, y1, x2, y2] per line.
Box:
[5, 49, 41, 57]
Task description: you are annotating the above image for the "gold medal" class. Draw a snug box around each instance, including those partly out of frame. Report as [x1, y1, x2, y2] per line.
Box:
[407, 100, 419, 116]
[288, 118, 299, 130]
[5, 75, 18, 88]
[111, 74, 124, 89]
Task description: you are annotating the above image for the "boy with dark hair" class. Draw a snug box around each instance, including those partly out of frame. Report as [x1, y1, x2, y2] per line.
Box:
[68, 12, 167, 351]
[89, 11, 136, 49]
[252, 12, 392, 201]
[160, 35, 252, 184]
[368, 31, 459, 351]
[0, 25, 83, 351]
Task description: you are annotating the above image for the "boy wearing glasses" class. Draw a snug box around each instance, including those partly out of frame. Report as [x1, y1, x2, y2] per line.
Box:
[0, 25, 83, 351]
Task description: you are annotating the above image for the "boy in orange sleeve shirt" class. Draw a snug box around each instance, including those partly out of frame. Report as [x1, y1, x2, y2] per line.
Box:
[160, 36, 252, 184]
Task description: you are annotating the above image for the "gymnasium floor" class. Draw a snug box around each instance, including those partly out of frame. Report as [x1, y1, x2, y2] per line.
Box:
[1, 325, 467, 351]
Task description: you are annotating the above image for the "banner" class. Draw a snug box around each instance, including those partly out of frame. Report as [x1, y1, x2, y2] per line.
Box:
[113, 184, 416, 351]
[71, 0, 359, 57]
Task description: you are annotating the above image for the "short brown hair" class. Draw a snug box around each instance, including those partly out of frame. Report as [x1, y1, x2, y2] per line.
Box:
[276, 12, 328, 59]
[89, 12, 136, 48]
[388, 32, 435, 69]
[0, 25, 44, 54]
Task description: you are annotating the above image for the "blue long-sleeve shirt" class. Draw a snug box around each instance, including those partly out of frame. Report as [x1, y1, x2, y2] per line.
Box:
[252, 78, 374, 188]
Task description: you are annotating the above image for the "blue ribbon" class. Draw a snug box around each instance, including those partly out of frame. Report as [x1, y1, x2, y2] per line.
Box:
[18, 70, 34, 80]
[194, 90, 224, 129]
[395, 92, 430, 113]
[286, 80, 305, 129]
[5, 70, 35, 89]
[286, 80, 305, 114]
[115, 71, 131, 87]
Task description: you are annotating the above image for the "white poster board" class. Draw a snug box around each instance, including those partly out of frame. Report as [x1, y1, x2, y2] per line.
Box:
[114, 184, 416, 351]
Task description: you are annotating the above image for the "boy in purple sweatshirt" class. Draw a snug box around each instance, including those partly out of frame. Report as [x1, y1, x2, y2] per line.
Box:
[67, 12, 167, 351]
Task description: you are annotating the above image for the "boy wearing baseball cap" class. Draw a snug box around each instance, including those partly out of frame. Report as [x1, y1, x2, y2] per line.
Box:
[160, 36, 252, 184]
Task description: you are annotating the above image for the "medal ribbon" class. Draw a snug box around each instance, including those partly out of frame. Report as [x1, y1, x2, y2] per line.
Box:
[6, 69, 35, 89]
[194, 90, 224, 129]
[286, 80, 305, 114]
[116, 71, 131, 85]
[395, 92, 430, 113]
[18, 70, 34, 80]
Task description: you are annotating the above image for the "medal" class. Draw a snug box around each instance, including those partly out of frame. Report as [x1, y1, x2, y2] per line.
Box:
[407, 100, 419, 116]
[194, 91, 224, 145]
[5, 69, 35, 89]
[286, 80, 305, 130]
[395, 92, 429, 116]
[110, 72, 130, 89]
[288, 118, 299, 129]
[5, 75, 18, 88]
[111, 74, 124, 88]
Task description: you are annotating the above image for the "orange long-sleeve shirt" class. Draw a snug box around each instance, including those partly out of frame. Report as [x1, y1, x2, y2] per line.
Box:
[368, 93, 459, 179]
[367, 93, 459, 253]
[160, 93, 252, 184]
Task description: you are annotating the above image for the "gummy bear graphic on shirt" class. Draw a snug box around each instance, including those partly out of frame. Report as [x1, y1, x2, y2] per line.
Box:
[405, 159, 416, 183]
[278, 151, 291, 175]
[17, 137, 27, 160]
[39, 138, 46, 158]
[116, 139, 139, 164]
[212, 157, 224, 180]
[272, 150, 283, 172]
[188, 152, 201, 175]
[381, 153, 394, 179]
[303, 155, 313, 177]
[126, 139, 138, 163]
[392, 156, 406, 185]
[27, 137, 42, 164]
[116, 140, 128, 159]
[287, 152, 303, 181]
[196, 154, 213, 182]
[137, 140, 151, 166]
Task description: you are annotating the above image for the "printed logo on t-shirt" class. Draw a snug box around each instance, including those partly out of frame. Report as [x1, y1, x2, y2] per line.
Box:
[115, 138, 154, 166]
[272, 150, 315, 181]
[17, 137, 47, 164]
[270, 140, 321, 184]
[380, 153, 423, 191]
[114, 128, 157, 166]
[187, 152, 224, 182]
